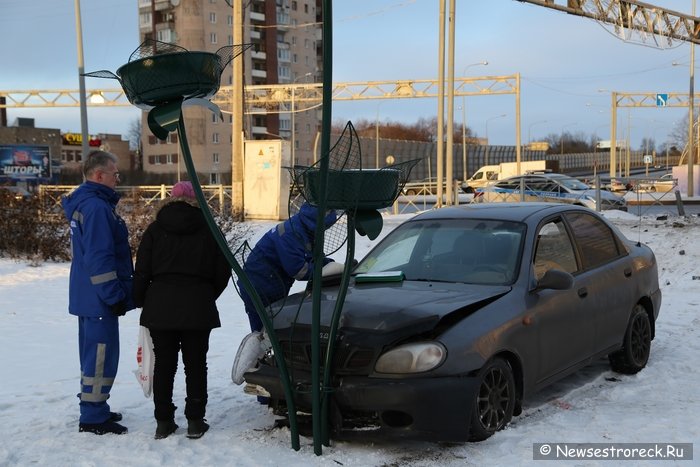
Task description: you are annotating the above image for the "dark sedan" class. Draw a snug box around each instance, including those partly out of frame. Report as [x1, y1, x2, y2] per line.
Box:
[243, 203, 661, 442]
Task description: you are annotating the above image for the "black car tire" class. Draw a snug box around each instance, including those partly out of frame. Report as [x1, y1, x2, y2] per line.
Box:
[609, 304, 651, 374]
[405, 189, 417, 196]
[469, 357, 515, 442]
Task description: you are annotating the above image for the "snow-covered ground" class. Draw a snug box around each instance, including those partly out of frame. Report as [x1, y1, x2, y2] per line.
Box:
[0, 210, 698, 467]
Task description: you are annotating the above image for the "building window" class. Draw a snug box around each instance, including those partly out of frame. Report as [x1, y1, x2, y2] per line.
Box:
[210, 32, 217, 44]
[213, 153, 219, 164]
[292, 37, 297, 46]
[304, 38, 310, 49]
[212, 112, 219, 123]
[212, 132, 219, 144]
[292, 0, 297, 10]
[227, 15, 233, 25]
[304, 3, 308, 13]
[293, 53, 298, 63]
[228, 35, 233, 46]
[157, 29, 173, 42]
[210, 173, 220, 184]
[209, 12, 216, 23]
[278, 48, 290, 61]
[139, 12, 152, 27]
[278, 65, 290, 79]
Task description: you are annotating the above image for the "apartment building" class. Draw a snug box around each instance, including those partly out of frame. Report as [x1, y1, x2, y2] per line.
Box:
[137, 0, 322, 184]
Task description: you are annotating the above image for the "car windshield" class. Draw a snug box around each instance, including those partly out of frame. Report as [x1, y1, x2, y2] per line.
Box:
[355, 218, 526, 285]
[555, 176, 590, 191]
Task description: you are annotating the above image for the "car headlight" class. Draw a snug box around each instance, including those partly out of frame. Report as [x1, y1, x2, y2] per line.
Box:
[374, 342, 446, 374]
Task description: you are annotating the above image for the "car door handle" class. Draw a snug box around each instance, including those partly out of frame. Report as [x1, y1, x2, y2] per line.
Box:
[577, 287, 588, 298]
[624, 268, 632, 277]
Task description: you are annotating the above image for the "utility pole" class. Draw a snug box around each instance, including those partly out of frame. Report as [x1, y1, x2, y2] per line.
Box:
[232, 0, 244, 216]
[436, 0, 446, 208]
[74, 0, 89, 163]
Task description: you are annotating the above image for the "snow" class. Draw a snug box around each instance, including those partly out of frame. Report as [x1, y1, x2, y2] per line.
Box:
[1, 211, 698, 467]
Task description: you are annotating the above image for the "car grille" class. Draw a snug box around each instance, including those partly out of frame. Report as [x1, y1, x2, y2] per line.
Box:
[279, 338, 376, 375]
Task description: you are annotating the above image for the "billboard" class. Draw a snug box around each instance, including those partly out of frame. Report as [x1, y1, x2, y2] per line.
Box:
[0, 144, 51, 181]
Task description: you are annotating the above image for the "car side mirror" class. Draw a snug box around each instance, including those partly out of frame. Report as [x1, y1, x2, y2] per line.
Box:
[535, 269, 574, 291]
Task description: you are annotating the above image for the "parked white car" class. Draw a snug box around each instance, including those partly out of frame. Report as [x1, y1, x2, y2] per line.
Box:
[636, 174, 676, 193]
[474, 173, 628, 211]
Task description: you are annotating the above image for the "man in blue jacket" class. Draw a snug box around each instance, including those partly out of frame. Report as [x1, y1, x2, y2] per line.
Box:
[62, 151, 134, 435]
[239, 203, 337, 332]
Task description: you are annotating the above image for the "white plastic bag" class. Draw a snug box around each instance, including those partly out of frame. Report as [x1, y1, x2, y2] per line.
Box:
[133, 325, 154, 398]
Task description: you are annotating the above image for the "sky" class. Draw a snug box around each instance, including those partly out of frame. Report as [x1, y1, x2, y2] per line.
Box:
[2, 0, 700, 149]
[0, 208, 698, 466]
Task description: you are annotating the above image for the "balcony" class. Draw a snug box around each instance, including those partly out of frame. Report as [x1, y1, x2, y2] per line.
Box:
[251, 50, 267, 60]
[250, 11, 265, 22]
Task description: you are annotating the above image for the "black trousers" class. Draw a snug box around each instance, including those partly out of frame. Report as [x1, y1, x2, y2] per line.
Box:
[149, 328, 211, 421]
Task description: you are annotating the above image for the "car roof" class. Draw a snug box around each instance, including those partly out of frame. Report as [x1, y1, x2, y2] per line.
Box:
[409, 202, 590, 223]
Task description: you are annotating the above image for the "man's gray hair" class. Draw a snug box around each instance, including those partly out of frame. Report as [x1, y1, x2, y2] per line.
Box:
[83, 151, 118, 178]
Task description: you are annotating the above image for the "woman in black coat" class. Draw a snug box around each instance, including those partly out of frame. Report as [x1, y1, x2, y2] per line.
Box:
[133, 181, 231, 440]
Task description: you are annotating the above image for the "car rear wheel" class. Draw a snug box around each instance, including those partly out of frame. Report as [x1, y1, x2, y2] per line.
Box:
[609, 304, 651, 374]
[469, 357, 515, 441]
[405, 189, 417, 196]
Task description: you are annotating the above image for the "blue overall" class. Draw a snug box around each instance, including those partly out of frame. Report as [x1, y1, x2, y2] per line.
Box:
[63, 181, 134, 423]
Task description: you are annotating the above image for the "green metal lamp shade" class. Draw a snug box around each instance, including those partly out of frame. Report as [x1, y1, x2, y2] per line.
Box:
[302, 168, 401, 210]
[82, 40, 253, 110]
[116, 51, 222, 107]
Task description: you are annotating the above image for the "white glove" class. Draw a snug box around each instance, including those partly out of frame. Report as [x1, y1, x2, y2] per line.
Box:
[321, 262, 345, 277]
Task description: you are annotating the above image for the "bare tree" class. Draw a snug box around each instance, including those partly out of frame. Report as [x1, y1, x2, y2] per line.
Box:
[128, 117, 142, 152]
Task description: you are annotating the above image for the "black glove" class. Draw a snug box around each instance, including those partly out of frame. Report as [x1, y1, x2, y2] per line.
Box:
[110, 300, 128, 317]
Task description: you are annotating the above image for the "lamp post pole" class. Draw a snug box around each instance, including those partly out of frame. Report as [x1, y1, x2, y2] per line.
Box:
[485, 114, 506, 166]
[518, 120, 547, 164]
[291, 72, 312, 167]
[375, 102, 385, 169]
[74, 0, 90, 161]
[460, 60, 488, 181]
[560, 122, 577, 156]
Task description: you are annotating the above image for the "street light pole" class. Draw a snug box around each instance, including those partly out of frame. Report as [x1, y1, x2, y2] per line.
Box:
[291, 72, 312, 167]
[485, 114, 506, 166]
[527, 120, 547, 144]
[74, 0, 90, 162]
[560, 122, 577, 156]
[460, 60, 488, 181]
[375, 101, 386, 169]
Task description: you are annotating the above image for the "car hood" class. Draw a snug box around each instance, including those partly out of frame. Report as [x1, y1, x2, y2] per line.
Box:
[273, 280, 511, 337]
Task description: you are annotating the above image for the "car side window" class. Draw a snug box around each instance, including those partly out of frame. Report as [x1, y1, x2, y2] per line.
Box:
[533, 219, 578, 280]
[565, 212, 621, 269]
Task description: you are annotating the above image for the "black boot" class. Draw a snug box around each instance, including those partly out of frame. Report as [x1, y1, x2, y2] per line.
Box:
[154, 419, 178, 439]
[186, 419, 209, 439]
[79, 420, 128, 435]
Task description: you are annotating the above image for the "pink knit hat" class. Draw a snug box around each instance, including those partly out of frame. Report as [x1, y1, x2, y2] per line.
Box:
[172, 181, 195, 199]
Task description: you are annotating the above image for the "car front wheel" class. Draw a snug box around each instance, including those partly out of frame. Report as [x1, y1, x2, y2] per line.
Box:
[609, 304, 651, 374]
[469, 357, 515, 441]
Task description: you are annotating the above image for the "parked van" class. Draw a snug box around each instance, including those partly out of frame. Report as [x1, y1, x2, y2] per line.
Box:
[461, 160, 559, 193]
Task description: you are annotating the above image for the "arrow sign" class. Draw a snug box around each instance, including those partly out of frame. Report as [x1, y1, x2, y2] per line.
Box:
[656, 93, 668, 107]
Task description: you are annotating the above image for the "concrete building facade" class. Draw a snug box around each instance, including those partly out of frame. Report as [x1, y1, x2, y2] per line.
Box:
[137, 0, 323, 183]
